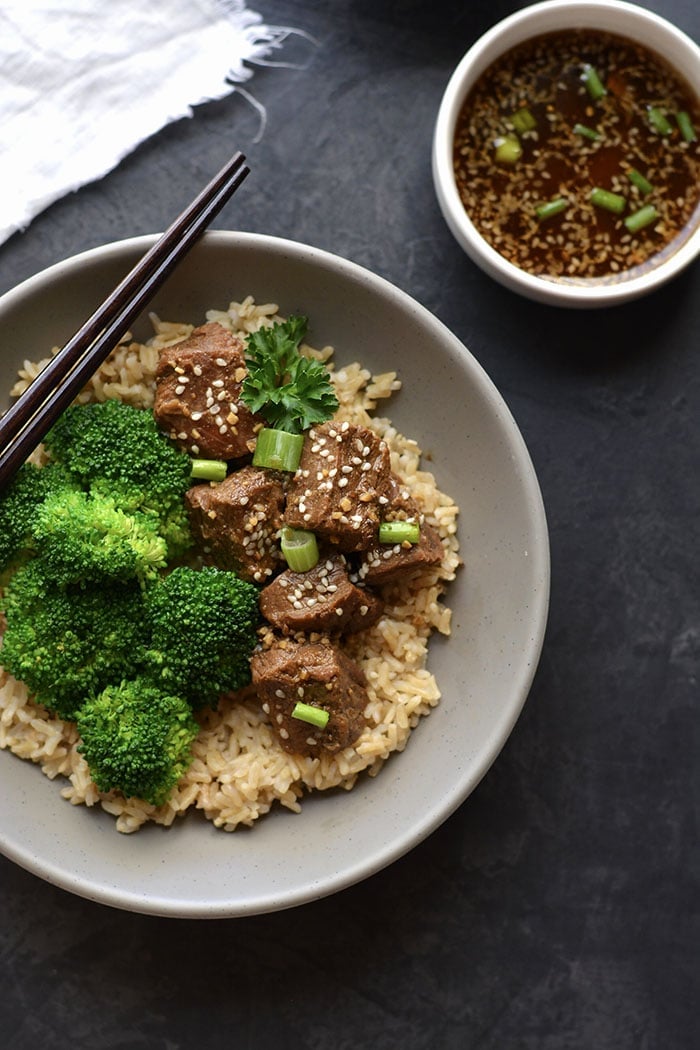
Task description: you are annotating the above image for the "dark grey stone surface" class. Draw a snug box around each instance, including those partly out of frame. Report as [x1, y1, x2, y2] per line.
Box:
[0, 2, 698, 1047]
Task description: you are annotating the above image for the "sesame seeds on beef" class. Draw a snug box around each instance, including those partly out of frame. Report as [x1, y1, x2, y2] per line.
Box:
[356, 473, 445, 585]
[153, 326, 448, 759]
[259, 553, 383, 636]
[250, 641, 369, 756]
[153, 322, 262, 459]
[284, 421, 392, 551]
[358, 521, 444, 585]
[185, 466, 287, 584]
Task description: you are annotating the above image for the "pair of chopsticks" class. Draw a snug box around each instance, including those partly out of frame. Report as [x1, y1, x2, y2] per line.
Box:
[0, 151, 250, 490]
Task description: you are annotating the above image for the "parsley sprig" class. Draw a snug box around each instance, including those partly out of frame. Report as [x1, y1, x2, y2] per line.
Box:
[241, 316, 338, 435]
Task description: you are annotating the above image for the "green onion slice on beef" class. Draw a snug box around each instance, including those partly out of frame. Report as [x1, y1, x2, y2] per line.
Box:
[379, 521, 420, 545]
[280, 525, 319, 571]
[190, 458, 228, 482]
[292, 702, 330, 729]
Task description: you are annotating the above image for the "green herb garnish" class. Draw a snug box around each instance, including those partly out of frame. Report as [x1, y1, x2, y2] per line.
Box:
[241, 316, 338, 436]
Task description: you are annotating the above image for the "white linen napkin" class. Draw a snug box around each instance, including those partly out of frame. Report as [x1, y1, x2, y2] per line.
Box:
[0, 0, 299, 246]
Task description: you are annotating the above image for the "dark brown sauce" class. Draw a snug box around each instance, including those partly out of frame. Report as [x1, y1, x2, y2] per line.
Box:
[453, 29, 700, 283]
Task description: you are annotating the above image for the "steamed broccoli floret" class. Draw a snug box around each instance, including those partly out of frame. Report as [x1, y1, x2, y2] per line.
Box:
[144, 566, 261, 706]
[0, 398, 265, 806]
[0, 461, 77, 578]
[34, 488, 168, 585]
[44, 399, 193, 559]
[76, 678, 199, 806]
[0, 560, 147, 720]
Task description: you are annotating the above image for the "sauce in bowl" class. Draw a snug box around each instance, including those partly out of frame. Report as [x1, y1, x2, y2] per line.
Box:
[452, 28, 700, 283]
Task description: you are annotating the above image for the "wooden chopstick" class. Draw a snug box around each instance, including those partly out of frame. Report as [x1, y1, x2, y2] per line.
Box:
[0, 150, 250, 490]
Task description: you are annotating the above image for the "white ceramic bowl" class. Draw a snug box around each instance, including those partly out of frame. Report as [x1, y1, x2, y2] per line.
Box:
[432, 0, 700, 308]
[0, 232, 549, 917]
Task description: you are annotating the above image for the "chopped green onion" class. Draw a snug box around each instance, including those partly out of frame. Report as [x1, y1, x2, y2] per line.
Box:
[573, 122, 600, 141]
[190, 458, 227, 482]
[676, 110, 697, 143]
[647, 106, 672, 135]
[581, 64, 607, 100]
[378, 520, 420, 545]
[624, 204, 658, 233]
[291, 702, 330, 729]
[280, 526, 319, 572]
[494, 133, 522, 165]
[535, 197, 569, 221]
[590, 187, 626, 215]
[253, 427, 304, 472]
[511, 106, 537, 134]
[627, 168, 653, 195]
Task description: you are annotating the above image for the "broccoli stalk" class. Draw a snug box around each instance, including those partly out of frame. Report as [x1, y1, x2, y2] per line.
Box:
[76, 678, 199, 806]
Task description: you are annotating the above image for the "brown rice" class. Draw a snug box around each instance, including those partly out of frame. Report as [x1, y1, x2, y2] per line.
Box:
[0, 296, 460, 833]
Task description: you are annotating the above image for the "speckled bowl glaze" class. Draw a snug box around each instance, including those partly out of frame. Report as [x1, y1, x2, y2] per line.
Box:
[0, 231, 549, 917]
[432, 0, 700, 307]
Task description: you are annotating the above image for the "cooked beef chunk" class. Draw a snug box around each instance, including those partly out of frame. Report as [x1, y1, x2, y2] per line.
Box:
[259, 554, 383, 635]
[284, 421, 391, 551]
[358, 522, 444, 585]
[153, 321, 261, 459]
[357, 473, 444, 585]
[186, 466, 286, 583]
[251, 641, 368, 755]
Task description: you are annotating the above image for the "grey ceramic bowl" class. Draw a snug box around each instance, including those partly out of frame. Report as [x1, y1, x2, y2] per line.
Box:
[432, 0, 700, 307]
[0, 231, 549, 917]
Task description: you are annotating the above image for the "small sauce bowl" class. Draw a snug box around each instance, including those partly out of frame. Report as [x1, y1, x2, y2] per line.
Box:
[432, 0, 700, 307]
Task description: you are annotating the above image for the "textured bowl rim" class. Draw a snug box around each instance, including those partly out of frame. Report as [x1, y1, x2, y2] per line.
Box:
[432, 0, 700, 307]
[0, 231, 550, 916]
